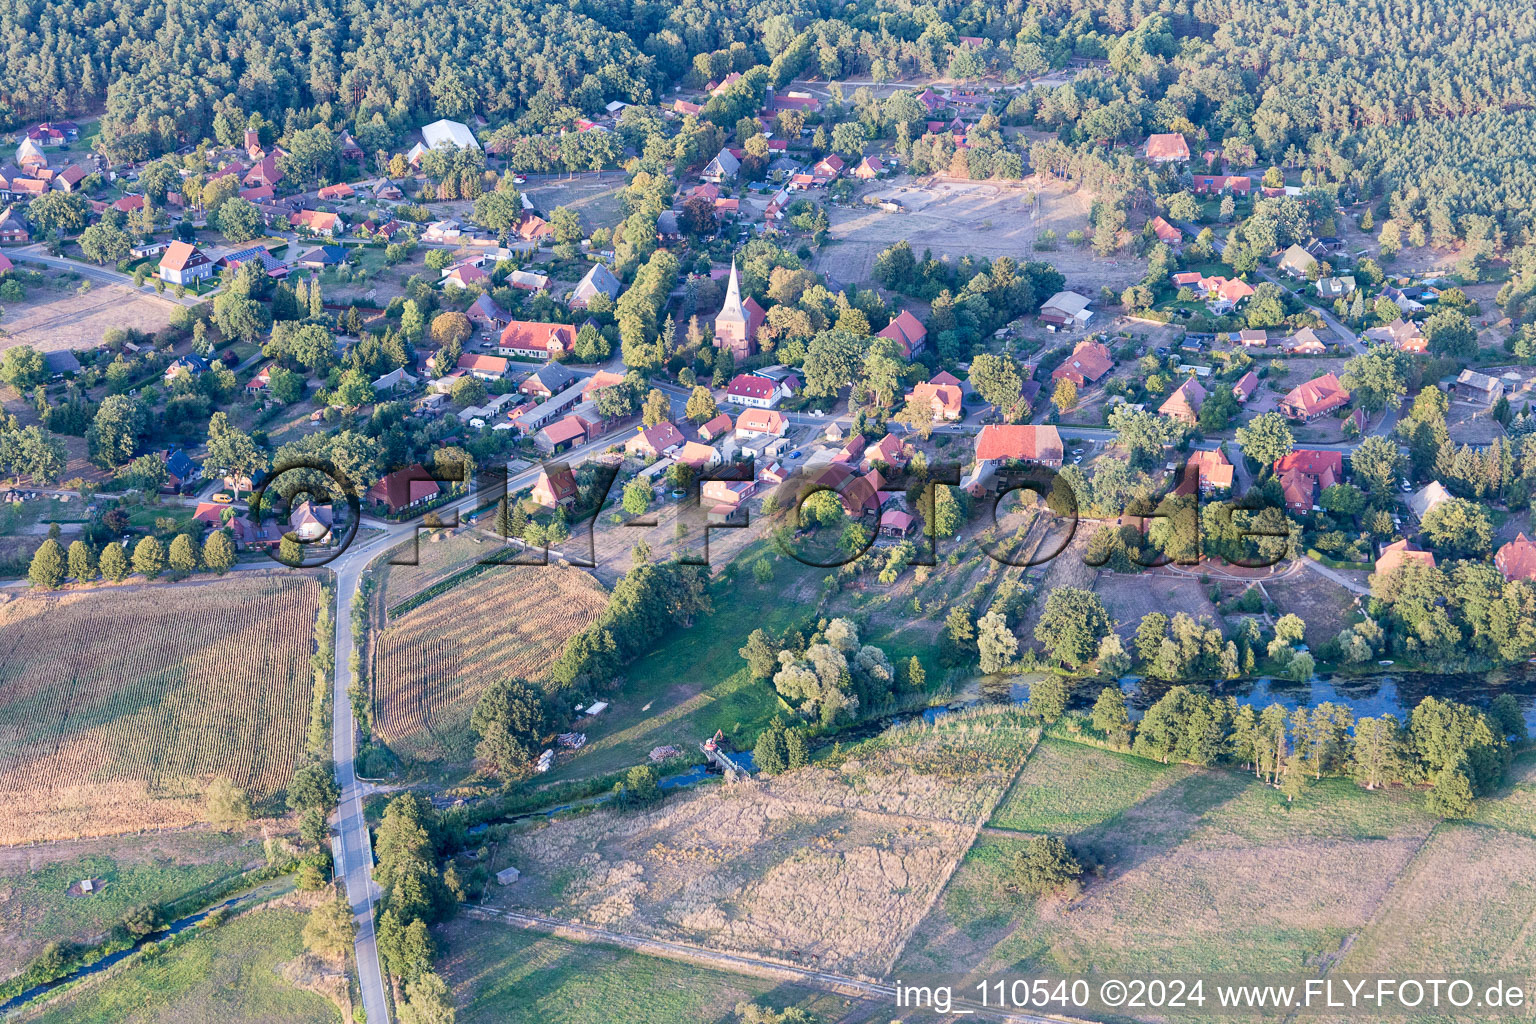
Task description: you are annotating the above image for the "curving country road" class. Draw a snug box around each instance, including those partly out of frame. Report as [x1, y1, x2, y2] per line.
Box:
[325, 415, 668, 1022]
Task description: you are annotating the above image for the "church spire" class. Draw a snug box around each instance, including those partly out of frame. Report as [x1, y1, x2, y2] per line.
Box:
[719, 257, 746, 323]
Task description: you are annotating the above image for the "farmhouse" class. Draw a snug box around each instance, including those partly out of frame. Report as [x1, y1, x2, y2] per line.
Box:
[1316, 275, 1356, 300]
[1364, 318, 1427, 353]
[1051, 340, 1113, 387]
[520, 362, 579, 398]
[1280, 373, 1351, 421]
[1278, 244, 1318, 278]
[702, 478, 756, 522]
[157, 241, 213, 286]
[570, 263, 621, 308]
[1039, 290, 1093, 330]
[702, 148, 741, 183]
[290, 209, 341, 236]
[369, 465, 441, 513]
[422, 118, 480, 151]
[1495, 533, 1536, 582]
[698, 412, 734, 440]
[457, 354, 509, 380]
[1192, 174, 1250, 195]
[498, 320, 577, 360]
[863, 433, 910, 472]
[1148, 216, 1182, 244]
[443, 264, 489, 291]
[1375, 539, 1435, 577]
[734, 408, 789, 439]
[906, 375, 964, 421]
[1452, 369, 1503, 405]
[624, 421, 686, 458]
[1406, 481, 1452, 520]
[1143, 133, 1190, 163]
[467, 293, 512, 331]
[724, 373, 787, 409]
[1159, 377, 1207, 425]
[963, 424, 1063, 493]
[1179, 448, 1233, 494]
[874, 309, 927, 359]
[1284, 327, 1328, 354]
[1274, 449, 1343, 512]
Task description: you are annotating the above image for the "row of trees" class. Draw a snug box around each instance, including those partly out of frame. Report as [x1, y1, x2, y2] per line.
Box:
[1090, 686, 1522, 818]
[28, 531, 239, 589]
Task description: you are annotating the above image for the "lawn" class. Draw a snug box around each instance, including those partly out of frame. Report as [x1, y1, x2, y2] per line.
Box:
[20, 908, 339, 1024]
[987, 736, 1182, 835]
[439, 919, 844, 1024]
[0, 833, 257, 979]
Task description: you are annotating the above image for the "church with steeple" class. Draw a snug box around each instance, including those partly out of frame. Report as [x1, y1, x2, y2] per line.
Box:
[713, 259, 765, 362]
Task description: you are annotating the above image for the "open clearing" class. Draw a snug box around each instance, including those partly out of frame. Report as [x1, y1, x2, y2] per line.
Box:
[0, 574, 321, 844]
[0, 831, 259, 979]
[0, 278, 175, 354]
[898, 727, 1536, 1024]
[482, 710, 1037, 978]
[817, 176, 1146, 291]
[439, 919, 847, 1024]
[18, 906, 338, 1024]
[1093, 573, 1220, 636]
[371, 565, 608, 765]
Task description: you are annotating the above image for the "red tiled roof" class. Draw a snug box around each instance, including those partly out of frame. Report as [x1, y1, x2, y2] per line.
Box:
[369, 464, 441, 511]
[975, 424, 1063, 464]
[1496, 534, 1536, 582]
[736, 408, 787, 434]
[499, 320, 576, 354]
[1376, 539, 1435, 578]
[877, 309, 927, 357]
[1144, 133, 1191, 161]
[1281, 373, 1351, 419]
[725, 374, 777, 400]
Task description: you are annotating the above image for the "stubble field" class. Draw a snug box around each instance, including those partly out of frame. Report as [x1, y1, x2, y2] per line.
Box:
[0, 574, 322, 844]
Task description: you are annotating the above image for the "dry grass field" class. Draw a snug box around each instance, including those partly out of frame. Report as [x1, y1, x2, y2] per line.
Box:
[481, 709, 1038, 978]
[371, 565, 607, 764]
[898, 732, 1536, 1024]
[0, 279, 174, 354]
[1093, 573, 1221, 637]
[0, 575, 321, 844]
[817, 176, 1146, 291]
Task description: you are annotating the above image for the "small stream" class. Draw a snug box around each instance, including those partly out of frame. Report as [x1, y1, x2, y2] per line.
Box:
[0, 879, 288, 1016]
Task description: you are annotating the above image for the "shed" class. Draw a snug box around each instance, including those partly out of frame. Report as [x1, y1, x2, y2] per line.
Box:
[496, 866, 521, 885]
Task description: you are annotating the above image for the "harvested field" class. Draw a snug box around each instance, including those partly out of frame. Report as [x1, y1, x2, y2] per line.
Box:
[372, 565, 607, 764]
[376, 527, 508, 612]
[0, 280, 174, 354]
[0, 575, 322, 844]
[484, 709, 1038, 977]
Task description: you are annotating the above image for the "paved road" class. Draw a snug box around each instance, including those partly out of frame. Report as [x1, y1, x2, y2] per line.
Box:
[12, 246, 201, 303]
[1298, 554, 1371, 595]
[1256, 268, 1364, 354]
[322, 416, 658, 1023]
[466, 905, 1076, 1024]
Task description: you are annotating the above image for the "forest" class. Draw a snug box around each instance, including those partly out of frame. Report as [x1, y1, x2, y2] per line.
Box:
[6, 0, 1536, 246]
